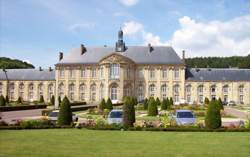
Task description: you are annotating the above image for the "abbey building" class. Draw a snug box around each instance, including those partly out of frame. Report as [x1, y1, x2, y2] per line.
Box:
[0, 30, 250, 107]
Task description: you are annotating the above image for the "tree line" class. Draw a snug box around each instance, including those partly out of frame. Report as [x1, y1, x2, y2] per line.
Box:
[0, 57, 34, 69]
[186, 54, 250, 69]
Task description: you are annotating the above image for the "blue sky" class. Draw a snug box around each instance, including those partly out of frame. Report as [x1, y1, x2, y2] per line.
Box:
[0, 0, 250, 68]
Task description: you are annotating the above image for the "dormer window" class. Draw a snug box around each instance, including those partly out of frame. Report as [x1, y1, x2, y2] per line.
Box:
[110, 63, 120, 79]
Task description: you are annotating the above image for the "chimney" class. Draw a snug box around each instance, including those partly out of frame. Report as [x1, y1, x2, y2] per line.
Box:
[182, 50, 185, 63]
[49, 67, 53, 71]
[148, 43, 153, 52]
[81, 44, 86, 55]
[39, 66, 42, 71]
[59, 52, 63, 61]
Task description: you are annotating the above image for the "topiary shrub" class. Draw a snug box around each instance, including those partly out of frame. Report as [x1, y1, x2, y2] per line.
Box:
[50, 95, 55, 105]
[123, 97, 135, 128]
[161, 98, 167, 110]
[169, 97, 173, 107]
[17, 96, 22, 104]
[58, 96, 72, 126]
[106, 98, 113, 110]
[143, 98, 148, 110]
[166, 97, 170, 110]
[131, 97, 138, 106]
[39, 95, 44, 103]
[99, 98, 106, 111]
[205, 100, 222, 129]
[205, 97, 209, 105]
[5, 95, 9, 104]
[218, 98, 224, 110]
[156, 97, 161, 106]
[148, 97, 158, 116]
[0, 95, 6, 106]
[58, 96, 61, 107]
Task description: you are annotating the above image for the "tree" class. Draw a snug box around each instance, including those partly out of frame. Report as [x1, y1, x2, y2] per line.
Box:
[218, 98, 224, 110]
[205, 100, 222, 129]
[148, 97, 158, 116]
[166, 98, 170, 110]
[123, 97, 135, 128]
[0, 95, 6, 106]
[131, 97, 138, 106]
[58, 96, 72, 125]
[156, 97, 161, 106]
[5, 95, 9, 104]
[50, 95, 55, 105]
[99, 98, 106, 110]
[17, 96, 22, 104]
[169, 97, 173, 107]
[143, 98, 148, 110]
[0, 57, 35, 69]
[161, 98, 167, 110]
[39, 95, 44, 103]
[58, 96, 61, 107]
[205, 97, 210, 105]
[106, 98, 113, 110]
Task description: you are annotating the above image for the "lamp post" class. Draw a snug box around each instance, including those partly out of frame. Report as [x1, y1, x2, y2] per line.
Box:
[2, 69, 9, 97]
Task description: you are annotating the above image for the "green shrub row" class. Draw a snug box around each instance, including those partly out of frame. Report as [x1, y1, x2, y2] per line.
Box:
[0, 104, 47, 112]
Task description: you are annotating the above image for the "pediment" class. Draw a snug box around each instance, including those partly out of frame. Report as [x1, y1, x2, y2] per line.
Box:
[99, 53, 135, 65]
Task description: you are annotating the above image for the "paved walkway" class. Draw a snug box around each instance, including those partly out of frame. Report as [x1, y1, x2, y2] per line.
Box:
[0, 109, 44, 123]
[224, 106, 250, 119]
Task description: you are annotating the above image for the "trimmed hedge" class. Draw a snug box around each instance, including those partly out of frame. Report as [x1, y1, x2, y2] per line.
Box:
[70, 101, 87, 106]
[70, 105, 96, 112]
[0, 104, 47, 112]
[58, 96, 72, 125]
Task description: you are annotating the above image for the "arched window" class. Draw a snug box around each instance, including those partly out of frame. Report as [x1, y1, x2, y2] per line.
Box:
[19, 83, 24, 99]
[9, 83, 15, 100]
[28, 83, 34, 101]
[48, 84, 54, 99]
[149, 84, 156, 97]
[79, 84, 86, 101]
[173, 84, 179, 102]
[110, 63, 119, 79]
[69, 84, 75, 101]
[38, 83, 43, 98]
[161, 84, 167, 99]
[138, 84, 144, 102]
[90, 84, 96, 101]
[100, 84, 104, 100]
[58, 83, 64, 99]
[197, 85, 204, 103]
[110, 84, 118, 100]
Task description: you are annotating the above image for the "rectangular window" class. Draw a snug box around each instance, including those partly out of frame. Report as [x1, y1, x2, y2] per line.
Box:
[92, 68, 96, 78]
[187, 95, 191, 103]
[138, 69, 144, 78]
[69, 69, 75, 78]
[81, 69, 86, 77]
[126, 68, 130, 79]
[110, 63, 120, 79]
[149, 68, 155, 79]
[59, 69, 64, 78]
[162, 68, 167, 78]
[174, 68, 179, 79]
[199, 95, 203, 103]
[240, 95, 244, 103]
[100, 67, 104, 78]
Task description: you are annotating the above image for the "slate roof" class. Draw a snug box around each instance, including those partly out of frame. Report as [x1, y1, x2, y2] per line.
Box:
[186, 68, 250, 81]
[56, 46, 183, 65]
[0, 69, 55, 81]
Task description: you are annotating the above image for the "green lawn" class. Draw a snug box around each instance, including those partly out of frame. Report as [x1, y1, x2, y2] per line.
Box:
[0, 129, 250, 157]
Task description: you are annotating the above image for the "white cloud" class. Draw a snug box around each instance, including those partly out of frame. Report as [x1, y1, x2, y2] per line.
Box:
[119, 0, 139, 6]
[122, 21, 143, 36]
[170, 15, 250, 57]
[68, 23, 95, 33]
[122, 15, 250, 57]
